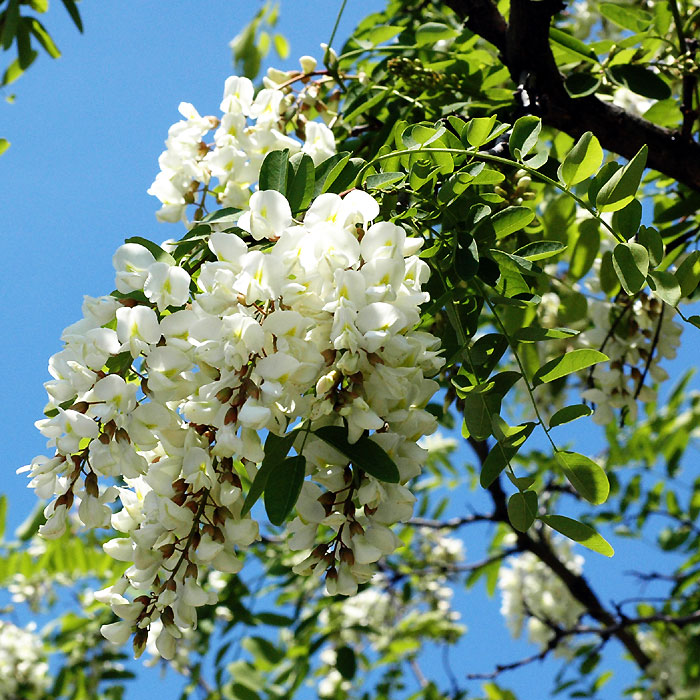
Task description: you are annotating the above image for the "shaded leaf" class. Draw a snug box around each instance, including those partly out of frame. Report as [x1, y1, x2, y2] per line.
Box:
[264, 455, 306, 526]
[612, 241, 649, 294]
[648, 270, 681, 306]
[508, 491, 538, 532]
[514, 326, 578, 342]
[286, 152, 314, 213]
[609, 64, 670, 100]
[259, 149, 290, 194]
[313, 426, 400, 483]
[60, 0, 84, 32]
[555, 451, 610, 504]
[596, 145, 648, 212]
[241, 431, 298, 516]
[549, 404, 593, 428]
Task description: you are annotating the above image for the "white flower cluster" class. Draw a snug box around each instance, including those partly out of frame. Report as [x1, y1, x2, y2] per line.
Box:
[21, 70, 442, 658]
[147, 61, 336, 224]
[580, 293, 682, 425]
[632, 630, 700, 700]
[0, 621, 49, 700]
[498, 536, 585, 655]
[314, 529, 465, 697]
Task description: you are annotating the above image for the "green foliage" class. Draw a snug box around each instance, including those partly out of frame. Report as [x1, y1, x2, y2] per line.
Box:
[12, 2, 700, 700]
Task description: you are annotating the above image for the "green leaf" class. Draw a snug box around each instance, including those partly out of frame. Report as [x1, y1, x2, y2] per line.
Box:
[1, 0, 19, 51]
[515, 241, 567, 261]
[565, 72, 602, 97]
[676, 251, 700, 297]
[588, 162, 621, 208]
[599, 250, 620, 296]
[637, 225, 663, 266]
[549, 404, 593, 428]
[315, 152, 350, 196]
[124, 236, 176, 265]
[466, 115, 497, 148]
[492, 206, 535, 239]
[509, 116, 541, 160]
[343, 89, 385, 122]
[273, 33, 289, 59]
[541, 515, 614, 556]
[569, 220, 600, 280]
[612, 199, 643, 240]
[549, 27, 599, 64]
[366, 24, 403, 45]
[259, 149, 289, 194]
[480, 422, 534, 488]
[533, 348, 608, 385]
[514, 326, 578, 342]
[264, 455, 306, 526]
[60, 0, 84, 32]
[558, 132, 603, 187]
[600, 3, 652, 32]
[2, 51, 37, 86]
[612, 241, 649, 294]
[241, 431, 298, 516]
[609, 64, 671, 101]
[0, 138, 9, 156]
[286, 152, 314, 213]
[366, 171, 405, 190]
[508, 491, 538, 532]
[648, 270, 681, 306]
[415, 22, 458, 46]
[596, 145, 648, 212]
[555, 451, 610, 504]
[313, 426, 400, 483]
[0, 495, 6, 540]
[29, 18, 61, 58]
[688, 315, 700, 330]
[17, 19, 32, 69]
[336, 646, 357, 680]
[314, 153, 364, 195]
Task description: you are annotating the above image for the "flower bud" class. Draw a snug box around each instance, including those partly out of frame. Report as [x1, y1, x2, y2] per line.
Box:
[299, 55, 317, 74]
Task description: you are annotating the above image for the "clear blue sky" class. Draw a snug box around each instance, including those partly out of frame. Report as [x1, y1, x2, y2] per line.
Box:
[1, 3, 696, 699]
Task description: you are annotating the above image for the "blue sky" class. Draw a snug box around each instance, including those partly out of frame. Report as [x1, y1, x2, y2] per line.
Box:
[1, 2, 697, 699]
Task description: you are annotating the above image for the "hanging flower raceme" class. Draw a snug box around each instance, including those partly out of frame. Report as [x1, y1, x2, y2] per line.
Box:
[20, 65, 443, 657]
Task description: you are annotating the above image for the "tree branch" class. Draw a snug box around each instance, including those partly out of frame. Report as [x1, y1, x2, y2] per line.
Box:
[466, 437, 652, 670]
[446, 0, 700, 191]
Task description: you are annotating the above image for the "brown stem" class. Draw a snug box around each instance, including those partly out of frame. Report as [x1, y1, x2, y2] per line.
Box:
[444, 0, 700, 191]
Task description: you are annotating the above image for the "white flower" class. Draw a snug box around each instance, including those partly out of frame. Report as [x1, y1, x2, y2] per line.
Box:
[237, 190, 292, 241]
[143, 262, 191, 311]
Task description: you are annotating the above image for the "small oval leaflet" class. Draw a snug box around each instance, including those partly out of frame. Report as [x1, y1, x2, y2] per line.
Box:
[541, 514, 614, 557]
[533, 348, 608, 385]
[555, 450, 610, 505]
[549, 404, 593, 428]
[508, 490, 538, 532]
[313, 426, 400, 483]
[263, 455, 307, 526]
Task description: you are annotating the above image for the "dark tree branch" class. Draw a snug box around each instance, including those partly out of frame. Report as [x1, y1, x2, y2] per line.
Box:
[445, 0, 700, 191]
[465, 437, 652, 670]
[408, 514, 495, 528]
[443, 0, 507, 53]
